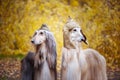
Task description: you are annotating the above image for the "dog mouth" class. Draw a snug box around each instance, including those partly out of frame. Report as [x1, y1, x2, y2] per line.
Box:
[78, 40, 82, 42]
[31, 41, 42, 45]
[78, 39, 88, 45]
[81, 39, 88, 44]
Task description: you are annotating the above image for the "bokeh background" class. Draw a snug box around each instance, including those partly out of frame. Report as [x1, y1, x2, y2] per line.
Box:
[0, 0, 120, 80]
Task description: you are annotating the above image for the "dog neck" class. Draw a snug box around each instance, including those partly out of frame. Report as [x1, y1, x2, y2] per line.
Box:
[64, 40, 76, 49]
[63, 32, 76, 49]
[75, 42, 82, 53]
[64, 41, 82, 52]
[35, 42, 48, 62]
[35, 43, 47, 54]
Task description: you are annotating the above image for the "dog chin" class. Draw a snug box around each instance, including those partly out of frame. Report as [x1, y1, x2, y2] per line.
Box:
[78, 40, 82, 42]
[33, 43, 41, 46]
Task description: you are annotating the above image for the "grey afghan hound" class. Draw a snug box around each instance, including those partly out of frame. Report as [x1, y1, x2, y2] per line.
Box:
[21, 24, 57, 80]
[61, 17, 107, 80]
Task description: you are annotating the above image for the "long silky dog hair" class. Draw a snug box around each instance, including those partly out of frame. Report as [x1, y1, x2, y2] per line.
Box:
[21, 52, 34, 80]
[21, 24, 57, 80]
[61, 17, 107, 80]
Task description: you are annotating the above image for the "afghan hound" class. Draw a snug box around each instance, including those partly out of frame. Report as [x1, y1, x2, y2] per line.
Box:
[21, 24, 57, 80]
[61, 17, 107, 80]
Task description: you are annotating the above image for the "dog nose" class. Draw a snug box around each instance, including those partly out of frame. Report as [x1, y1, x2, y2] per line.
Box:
[31, 40, 34, 43]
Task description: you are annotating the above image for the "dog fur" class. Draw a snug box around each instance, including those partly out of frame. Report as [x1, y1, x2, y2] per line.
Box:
[21, 24, 57, 80]
[61, 17, 107, 80]
[21, 52, 34, 80]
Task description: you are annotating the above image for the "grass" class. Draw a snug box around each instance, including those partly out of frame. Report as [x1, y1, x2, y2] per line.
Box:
[0, 53, 25, 60]
[0, 76, 7, 80]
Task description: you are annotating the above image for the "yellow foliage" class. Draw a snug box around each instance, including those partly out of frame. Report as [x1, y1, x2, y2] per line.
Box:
[0, 0, 119, 69]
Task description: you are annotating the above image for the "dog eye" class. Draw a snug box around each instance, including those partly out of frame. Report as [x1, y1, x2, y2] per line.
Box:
[73, 29, 77, 32]
[40, 32, 43, 35]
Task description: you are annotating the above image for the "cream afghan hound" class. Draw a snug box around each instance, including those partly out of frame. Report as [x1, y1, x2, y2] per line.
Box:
[61, 17, 107, 80]
[21, 24, 57, 80]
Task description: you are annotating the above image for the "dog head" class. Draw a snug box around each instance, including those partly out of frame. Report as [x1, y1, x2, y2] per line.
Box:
[31, 24, 49, 45]
[63, 17, 87, 49]
[31, 24, 57, 69]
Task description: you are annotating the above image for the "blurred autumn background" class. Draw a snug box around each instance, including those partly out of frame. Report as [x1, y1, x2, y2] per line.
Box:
[0, 0, 120, 80]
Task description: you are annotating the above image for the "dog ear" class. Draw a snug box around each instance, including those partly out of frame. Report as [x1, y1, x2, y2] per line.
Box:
[45, 31, 57, 69]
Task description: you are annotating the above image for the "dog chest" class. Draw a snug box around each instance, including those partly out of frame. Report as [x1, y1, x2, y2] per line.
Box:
[34, 61, 52, 80]
[61, 48, 81, 80]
